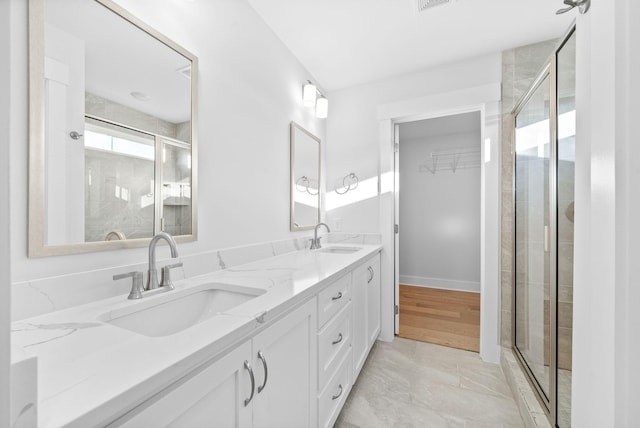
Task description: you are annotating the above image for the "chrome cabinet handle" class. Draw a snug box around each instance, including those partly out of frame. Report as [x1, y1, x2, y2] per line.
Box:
[367, 266, 374, 283]
[244, 360, 255, 407]
[257, 351, 268, 394]
[332, 291, 343, 301]
[332, 333, 343, 345]
[331, 384, 343, 400]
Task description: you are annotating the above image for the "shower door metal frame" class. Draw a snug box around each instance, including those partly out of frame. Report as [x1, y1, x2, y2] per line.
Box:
[511, 24, 575, 427]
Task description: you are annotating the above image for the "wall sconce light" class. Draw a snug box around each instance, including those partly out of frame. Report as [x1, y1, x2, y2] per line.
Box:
[302, 80, 329, 119]
[303, 82, 317, 107]
[316, 96, 328, 119]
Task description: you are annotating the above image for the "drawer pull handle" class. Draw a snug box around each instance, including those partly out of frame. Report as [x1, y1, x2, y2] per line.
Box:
[244, 360, 255, 407]
[367, 266, 374, 283]
[331, 291, 343, 301]
[332, 384, 343, 400]
[332, 333, 343, 345]
[257, 351, 268, 394]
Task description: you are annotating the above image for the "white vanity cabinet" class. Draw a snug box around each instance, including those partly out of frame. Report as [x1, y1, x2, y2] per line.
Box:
[114, 299, 317, 428]
[102, 249, 383, 428]
[366, 255, 381, 347]
[352, 253, 381, 379]
[316, 274, 353, 428]
[252, 298, 317, 428]
[114, 341, 253, 428]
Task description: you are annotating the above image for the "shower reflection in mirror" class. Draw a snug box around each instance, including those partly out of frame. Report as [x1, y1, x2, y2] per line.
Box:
[29, 0, 197, 256]
[83, 116, 191, 242]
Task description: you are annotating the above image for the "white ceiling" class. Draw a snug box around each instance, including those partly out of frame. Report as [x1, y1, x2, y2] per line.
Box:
[46, 0, 192, 124]
[247, 0, 575, 92]
[400, 111, 480, 141]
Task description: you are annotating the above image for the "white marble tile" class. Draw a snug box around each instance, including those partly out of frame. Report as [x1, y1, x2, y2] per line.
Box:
[337, 338, 525, 428]
[458, 363, 515, 400]
[500, 347, 552, 428]
[12, 234, 380, 321]
[10, 346, 37, 428]
[12, 243, 382, 427]
[328, 233, 382, 245]
[217, 242, 275, 268]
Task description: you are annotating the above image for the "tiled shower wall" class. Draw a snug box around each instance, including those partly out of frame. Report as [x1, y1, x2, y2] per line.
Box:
[500, 39, 559, 347]
[86, 92, 191, 143]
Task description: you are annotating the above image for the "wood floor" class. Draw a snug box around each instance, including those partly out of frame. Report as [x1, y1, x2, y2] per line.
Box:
[398, 285, 481, 352]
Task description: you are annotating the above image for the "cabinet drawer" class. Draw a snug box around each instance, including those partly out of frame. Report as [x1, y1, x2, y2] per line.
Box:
[317, 275, 351, 328]
[318, 348, 351, 428]
[317, 302, 351, 391]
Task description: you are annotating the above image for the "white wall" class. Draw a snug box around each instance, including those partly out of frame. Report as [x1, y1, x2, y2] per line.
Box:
[398, 130, 481, 292]
[0, 1, 11, 425]
[572, 0, 640, 424]
[44, 24, 85, 245]
[325, 53, 500, 233]
[8, 1, 326, 287]
[324, 53, 501, 348]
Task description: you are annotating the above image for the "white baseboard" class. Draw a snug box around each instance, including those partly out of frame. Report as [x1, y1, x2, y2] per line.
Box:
[400, 275, 480, 293]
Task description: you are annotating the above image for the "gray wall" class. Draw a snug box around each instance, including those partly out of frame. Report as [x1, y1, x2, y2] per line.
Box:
[399, 130, 481, 292]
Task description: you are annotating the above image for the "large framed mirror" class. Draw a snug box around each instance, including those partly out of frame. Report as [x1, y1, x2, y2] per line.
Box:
[28, 0, 198, 257]
[290, 122, 321, 231]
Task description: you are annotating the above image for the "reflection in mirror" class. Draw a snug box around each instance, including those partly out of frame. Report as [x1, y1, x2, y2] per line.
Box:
[290, 122, 321, 231]
[84, 117, 156, 243]
[28, 0, 198, 256]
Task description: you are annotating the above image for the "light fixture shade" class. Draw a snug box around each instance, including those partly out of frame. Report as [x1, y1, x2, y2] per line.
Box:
[316, 97, 328, 118]
[303, 83, 317, 107]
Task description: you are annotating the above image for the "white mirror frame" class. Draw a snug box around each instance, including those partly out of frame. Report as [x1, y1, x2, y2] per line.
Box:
[28, 0, 198, 257]
[290, 121, 321, 231]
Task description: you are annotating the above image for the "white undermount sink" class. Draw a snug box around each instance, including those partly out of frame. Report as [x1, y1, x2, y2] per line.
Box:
[98, 283, 265, 337]
[318, 246, 362, 254]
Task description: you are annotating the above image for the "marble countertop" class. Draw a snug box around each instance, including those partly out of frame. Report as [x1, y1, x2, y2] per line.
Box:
[11, 244, 382, 428]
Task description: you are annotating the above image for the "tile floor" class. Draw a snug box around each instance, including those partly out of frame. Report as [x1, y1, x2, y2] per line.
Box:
[336, 337, 524, 428]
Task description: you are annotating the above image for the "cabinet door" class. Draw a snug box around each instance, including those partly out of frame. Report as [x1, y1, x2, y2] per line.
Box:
[352, 262, 368, 378]
[115, 341, 253, 428]
[252, 299, 317, 428]
[366, 254, 381, 347]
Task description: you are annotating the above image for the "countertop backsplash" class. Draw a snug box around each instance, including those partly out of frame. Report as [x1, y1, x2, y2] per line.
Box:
[12, 233, 381, 321]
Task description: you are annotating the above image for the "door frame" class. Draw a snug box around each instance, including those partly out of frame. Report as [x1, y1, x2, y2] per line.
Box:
[377, 83, 501, 363]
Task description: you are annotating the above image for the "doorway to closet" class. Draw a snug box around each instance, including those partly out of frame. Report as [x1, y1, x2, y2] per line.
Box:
[396, 112, 482, 352]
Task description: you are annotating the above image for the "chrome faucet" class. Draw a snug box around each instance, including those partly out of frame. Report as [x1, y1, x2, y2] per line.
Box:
[147, 231, 179, 290]
[113, 232, 182, 299]
[310, 222, 330, 249]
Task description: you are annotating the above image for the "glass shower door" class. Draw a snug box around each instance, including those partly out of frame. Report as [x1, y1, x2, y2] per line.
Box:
[513, 27, 576, 427]
[555, 30, 576, 428]
[514, 72, 552, 401]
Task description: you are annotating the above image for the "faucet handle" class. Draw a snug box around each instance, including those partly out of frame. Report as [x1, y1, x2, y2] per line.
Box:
[113, 271, 144, 300]
[160, 262, 183, 289]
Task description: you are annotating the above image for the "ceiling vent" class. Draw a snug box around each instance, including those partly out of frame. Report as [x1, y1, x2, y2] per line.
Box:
[416, 0, 450, 12]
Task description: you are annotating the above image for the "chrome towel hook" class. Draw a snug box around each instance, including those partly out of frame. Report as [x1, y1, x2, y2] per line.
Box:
[556, 0, 590, 15]
[69, 131, 83, 140]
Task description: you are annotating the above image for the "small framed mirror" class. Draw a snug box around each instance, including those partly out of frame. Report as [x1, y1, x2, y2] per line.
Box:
[290, 122, 321, 231]
[28, 0, 198, 256]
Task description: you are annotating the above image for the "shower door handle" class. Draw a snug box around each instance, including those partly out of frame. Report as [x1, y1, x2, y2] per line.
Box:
[544, 225, 549, 253]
